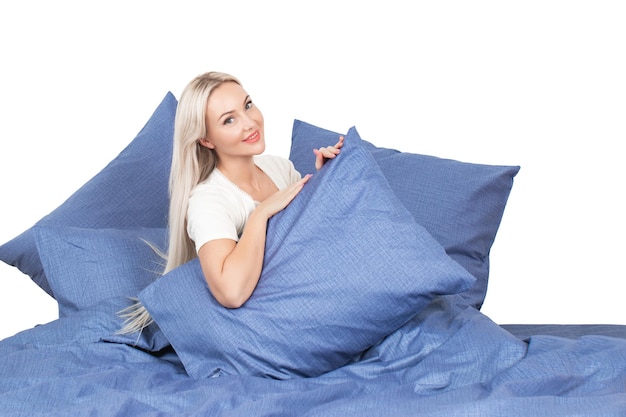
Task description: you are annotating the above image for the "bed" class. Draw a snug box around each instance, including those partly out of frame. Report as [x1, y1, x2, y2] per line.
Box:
[1, 92, 625, 417]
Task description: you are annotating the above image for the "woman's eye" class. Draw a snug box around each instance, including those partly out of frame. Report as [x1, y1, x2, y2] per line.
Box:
[224, 117, 235, 125]
[245, 100, 253, 110]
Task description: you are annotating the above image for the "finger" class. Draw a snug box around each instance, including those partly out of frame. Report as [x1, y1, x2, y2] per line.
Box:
[300, 173, 312, 184]
[291, 174, 311, 191]
[281, 179, 308, 204]
[289, 175, 312, 199]
[320, 147, 340, 157]
[315, 150, 324, 170]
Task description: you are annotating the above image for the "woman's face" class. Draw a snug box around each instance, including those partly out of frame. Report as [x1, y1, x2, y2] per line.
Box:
[201, 81, 265, 161]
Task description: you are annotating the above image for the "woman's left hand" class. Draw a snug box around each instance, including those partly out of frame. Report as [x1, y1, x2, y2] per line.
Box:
[313, 135, 344, 170]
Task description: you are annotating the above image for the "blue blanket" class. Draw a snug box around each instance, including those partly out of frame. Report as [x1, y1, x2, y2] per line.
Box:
[1, 295, 625, 417]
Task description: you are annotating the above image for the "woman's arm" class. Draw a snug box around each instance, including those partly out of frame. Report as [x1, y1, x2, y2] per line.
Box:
[197, 175, 312, 308]
[197, 136, 342, 308]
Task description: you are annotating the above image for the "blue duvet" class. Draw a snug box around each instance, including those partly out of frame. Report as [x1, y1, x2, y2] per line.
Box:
[1, 294, 625, 417]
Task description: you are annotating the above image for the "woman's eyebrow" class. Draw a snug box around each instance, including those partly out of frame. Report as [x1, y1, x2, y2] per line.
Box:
[217, 109, 234, 120]
[217, 95, 250, 120]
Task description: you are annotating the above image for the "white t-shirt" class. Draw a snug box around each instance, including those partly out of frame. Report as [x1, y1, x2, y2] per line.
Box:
[187, 155, 301, 252]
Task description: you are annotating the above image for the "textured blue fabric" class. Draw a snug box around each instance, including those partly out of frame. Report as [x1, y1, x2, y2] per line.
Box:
[0, 92, 177, 296]
[34, 226, 167, 317]
[289, 120, 520, 309]
[502, 323, 626, 340]
[2, 294, 626, 416]
[0, 296, 169, 353]
[140, 126, 476, 379]
[351, 294, 527, 381]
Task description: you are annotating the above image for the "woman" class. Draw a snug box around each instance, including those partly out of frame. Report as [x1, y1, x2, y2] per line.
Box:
[120, 71, 342, 332]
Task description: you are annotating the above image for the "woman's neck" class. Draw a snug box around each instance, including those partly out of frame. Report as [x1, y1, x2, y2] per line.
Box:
[217, 156, 260, 190]
[217, 156, 277, 202]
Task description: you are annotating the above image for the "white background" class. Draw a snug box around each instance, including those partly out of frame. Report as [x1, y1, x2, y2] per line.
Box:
[1, 1, 624, 340]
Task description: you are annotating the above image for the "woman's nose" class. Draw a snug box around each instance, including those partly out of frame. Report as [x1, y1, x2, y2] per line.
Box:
[242, 115, 256, 130]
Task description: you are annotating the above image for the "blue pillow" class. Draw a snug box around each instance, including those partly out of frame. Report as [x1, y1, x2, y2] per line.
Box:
[0, 92, 177, 296]
[34, 226, 169, 351]
[34, 226, 167, 317]
[0, 296, 169, 353]
[289, 120, 519, 309]
[139, 126, 476, 379]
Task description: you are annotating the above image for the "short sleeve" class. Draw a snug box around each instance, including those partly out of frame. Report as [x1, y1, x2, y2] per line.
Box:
[187, 178, 253, 252]
[187, 156, 300, 253]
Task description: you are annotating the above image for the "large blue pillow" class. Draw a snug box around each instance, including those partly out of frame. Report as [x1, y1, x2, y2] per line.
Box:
[33, 226, 170, 351]
[34, 226, 167, 317]
[139, 126, 476, 380]
[289, 120, 519, 309]
[0, 92, 177, 296]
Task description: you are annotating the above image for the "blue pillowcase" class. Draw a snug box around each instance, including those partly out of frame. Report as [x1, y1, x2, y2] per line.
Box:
[33, 225, 170, 351]
[34, 226, 167, 317]
[0, 295, 169, 353]
[0, 92, 177, 296]
[289, 120, 520, 309]
[139, 126, 476, 379]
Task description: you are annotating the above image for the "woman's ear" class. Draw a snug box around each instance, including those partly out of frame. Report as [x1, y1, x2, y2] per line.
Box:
[198, 138, 214, 149]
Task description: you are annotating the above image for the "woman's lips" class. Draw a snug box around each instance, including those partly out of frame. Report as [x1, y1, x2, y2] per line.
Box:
[243, 131, 260, 143]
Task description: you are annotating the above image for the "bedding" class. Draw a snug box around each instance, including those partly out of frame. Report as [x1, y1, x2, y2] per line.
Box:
[139, 128, 475, 379]
[34, 226, 167, 317]
[0, 92, 176, 296]
[1, 295, 625, 416]
[290, 119, 520, 309]
[1, 93, 625, 416]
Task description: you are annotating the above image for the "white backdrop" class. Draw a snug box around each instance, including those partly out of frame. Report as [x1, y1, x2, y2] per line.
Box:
[1, 1, 624, 340]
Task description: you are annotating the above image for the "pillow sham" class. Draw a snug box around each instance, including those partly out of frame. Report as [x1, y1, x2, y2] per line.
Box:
[0, 295, 169, 353]
[34, 226, 167, 317]
[139, 126, 476, 380]
[0, 92, 177, 296]
[289, 120, 519, 309]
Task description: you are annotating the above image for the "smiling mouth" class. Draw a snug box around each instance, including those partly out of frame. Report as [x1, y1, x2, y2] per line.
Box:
[244, 131, 260, 143]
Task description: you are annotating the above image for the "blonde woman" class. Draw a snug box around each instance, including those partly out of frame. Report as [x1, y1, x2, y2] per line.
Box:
[121, 71, 342, 333]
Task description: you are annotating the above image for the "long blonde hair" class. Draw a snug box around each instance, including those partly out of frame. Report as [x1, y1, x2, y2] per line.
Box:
[119, 71, 242, 334]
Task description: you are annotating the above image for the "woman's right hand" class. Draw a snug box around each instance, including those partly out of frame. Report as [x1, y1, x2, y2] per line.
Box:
[256, 174, 312, 219]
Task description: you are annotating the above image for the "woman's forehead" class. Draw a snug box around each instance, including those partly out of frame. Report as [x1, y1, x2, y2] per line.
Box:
[207, 82, 247, 111]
